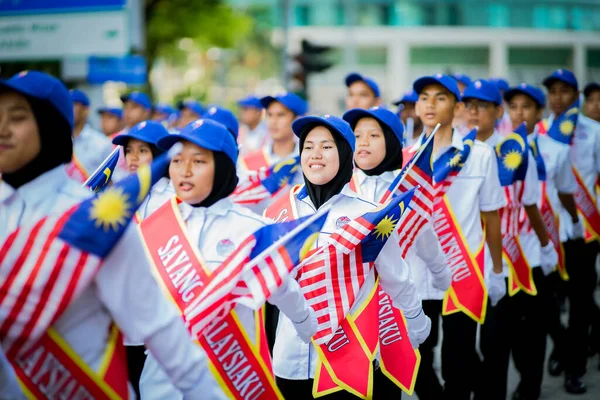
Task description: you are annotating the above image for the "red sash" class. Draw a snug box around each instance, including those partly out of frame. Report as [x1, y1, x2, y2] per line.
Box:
[242, 149, 271, 172]
[572, 167, 600, 243]
[13, 324, 129, 400]
[65, 155, 88, 183]
[139, 198, 282, 400]
[540, 182, 568, 281]
[435, 196, 487, 323]
[344, 172, 420, 395]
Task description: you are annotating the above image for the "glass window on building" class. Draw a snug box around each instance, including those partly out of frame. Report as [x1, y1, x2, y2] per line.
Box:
[393, 1, 424, 26]
[295, 5, 310, 26]
[533, 5, 568, 29]
[356, 2, 394, 26]
[357, 47, 388, 66]
[489, 4, 509, 27]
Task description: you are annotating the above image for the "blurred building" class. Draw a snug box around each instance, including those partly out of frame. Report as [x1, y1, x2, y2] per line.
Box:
[228, 0, 600, 113]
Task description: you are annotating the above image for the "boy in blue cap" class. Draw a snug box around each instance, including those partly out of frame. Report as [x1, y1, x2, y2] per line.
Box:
[452, 73, 472, 96]
[69, 89, 113, 183]
[392, 89, 422, 146]
[345, 72, 382, 110]
[543, 68, 600, 394]
[237, 95, 267, 154]
[203, 106, 239, 139]
[464, 80, 557, 400]
[97, 106, 124, 137]
[175, 100, 204, 130]
[121, 91, 152, 129]
[584, 82, 600, 123]
[412, 74, 505, 400]
[152, 103, 175, 124]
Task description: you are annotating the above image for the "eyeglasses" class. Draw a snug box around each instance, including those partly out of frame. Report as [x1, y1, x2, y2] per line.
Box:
[464, 101, 494, 111]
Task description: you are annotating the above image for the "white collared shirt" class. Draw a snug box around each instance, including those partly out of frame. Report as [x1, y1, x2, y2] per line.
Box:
[558, 114, 600, 239]
[0, 166, 214, 397]
[353, 169, 446, 300]
[240, 121, 269, 155]
[271, 184, 421, 380]
[418, 130, 506, 284]
[72, 124, 114, 177]
[138, 177, 176, 219]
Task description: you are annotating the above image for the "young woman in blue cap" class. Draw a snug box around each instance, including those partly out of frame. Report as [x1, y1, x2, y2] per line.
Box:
[343, 106, 450, 398]
[263, 114, 429, 399]
[138, 118, 316, 400]
[0, 71, 216, 399]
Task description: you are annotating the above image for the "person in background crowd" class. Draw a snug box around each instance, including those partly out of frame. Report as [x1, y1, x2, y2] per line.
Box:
[175, 100, 204, 130]
[121, 91, 153, 130]
[152, 103, 175, 124]
[237, 94, 268, 154]
[203, 106, 239, 139]
[584, 82, 600, 123]
[543, 68, 600, 394]
[392, 89, 422, 146]
[450, 73, 471, 132]
[345, 72, 381, 110]
[491, 78, 514, 135]
[70, 89, 113, 179]
[97, 106, 124, 137]
[453, 73, 472, 96]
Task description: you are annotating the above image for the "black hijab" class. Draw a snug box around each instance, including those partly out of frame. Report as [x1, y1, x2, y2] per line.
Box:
[3, 96, 73, 189]
[299, 124, 354, 210]
[356, 120, 402, 176]
[193, 151, 238, 208]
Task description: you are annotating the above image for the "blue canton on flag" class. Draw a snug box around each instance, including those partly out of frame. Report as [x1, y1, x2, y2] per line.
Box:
[547, 99, 579, 146]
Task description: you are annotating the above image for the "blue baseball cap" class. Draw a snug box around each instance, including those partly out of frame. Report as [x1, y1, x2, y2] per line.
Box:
[490, 78, 510, 93]
[452, 74, 472, 87]
[237, 95, 264, 109]
[97, 106, 123, 119]
[177, 100, 204, 116]
[120, 91, 152, 110]
[543, 69, 578, 90]
[342, 106, 404, 146]
[504, 83, 546, 108]
[154, 103, 175, 115]
[70, 89, 90, 107]
[584, 82, 600, 98]
[112, 120, 169, 147]
[391, 90, 419, 106]
[462, 79, 503, 106]
[413, 73, 462, 101]
[203, 106, 239, 138]
[345, 72, 381, 98]
[157, 119, 238, 164]
[260, 92, 307, 116]
[292, 114, 356, 152]
[0, 70, 74, 129]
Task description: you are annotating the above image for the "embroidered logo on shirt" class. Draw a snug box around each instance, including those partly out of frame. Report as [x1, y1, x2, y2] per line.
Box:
[217, 239, 235, 257]
[336, 216, 350, 229]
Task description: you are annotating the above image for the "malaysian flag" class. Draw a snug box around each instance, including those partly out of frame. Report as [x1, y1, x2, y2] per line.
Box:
[0, 148, 173, 359]
[230, 155, 301, 205]
[546, 99, 579, 146]
[180, 209, 329, 339]
[385, 134, 435, 258]
[83, 146, 120, 193]
[297, 188, 415, 345]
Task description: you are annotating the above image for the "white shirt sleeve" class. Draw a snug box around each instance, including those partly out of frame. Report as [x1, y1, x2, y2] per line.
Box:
[374, 229, 422, 318]
[96, 224, 209, 394]
[478, 147, 506, 212]
[268, 276, 311, 323]
[522, 152, 540, 206]
[594, 128, 600, 175]
[415, 223, 445, 273]
[556, 146, 577, 194]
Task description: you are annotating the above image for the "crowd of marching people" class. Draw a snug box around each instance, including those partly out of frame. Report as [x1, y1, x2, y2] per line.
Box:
[0, 66, 599, 400]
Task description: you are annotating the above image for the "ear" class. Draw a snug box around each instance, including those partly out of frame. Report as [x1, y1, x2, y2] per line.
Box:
[495, 104, 504, 120]
[453, 101, 464, 117]
[375, 97, 382, 106]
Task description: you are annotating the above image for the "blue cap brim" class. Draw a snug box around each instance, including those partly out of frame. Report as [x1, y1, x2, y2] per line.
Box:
[259, 96, 277, 109]
[414, 76, 461, 101]
[542, 76, 577, 90]
[343, 108, 383, 128]
[292, 116, 343, 139]
[157, 132, 223, 154]
[503, 88, 543, 107]
[462, 93, 501, 105]
[112, 132, 150, 146]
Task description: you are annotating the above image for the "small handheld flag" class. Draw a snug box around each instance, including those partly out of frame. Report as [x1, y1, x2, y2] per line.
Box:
[0, 145, 177, 358]
[231, 155, 300, 205]
[496, 123, 529, 186]
[547, 99, 579, 145]
[83, 146, 120, 193]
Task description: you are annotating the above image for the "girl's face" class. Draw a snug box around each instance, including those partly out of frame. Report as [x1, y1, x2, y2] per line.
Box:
[169, 140, 215, 204]
[124, 138, 153, 173]
[353, 117, 386, 171]
[301, 126, 340, 186]
[0, 91, 41, 174]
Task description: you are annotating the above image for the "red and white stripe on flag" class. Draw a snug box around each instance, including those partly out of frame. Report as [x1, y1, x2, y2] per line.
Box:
[230, 168, 271, 205]
[0, 210, 102, 359]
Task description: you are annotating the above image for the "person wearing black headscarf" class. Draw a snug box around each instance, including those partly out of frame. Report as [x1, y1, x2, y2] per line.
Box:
[342, 107, 451, 400]
[267, 115, 430, 400]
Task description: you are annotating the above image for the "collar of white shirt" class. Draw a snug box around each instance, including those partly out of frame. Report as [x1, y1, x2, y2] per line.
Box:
[484, 130, 502, 147]
[355, 168, 396, 186]
[296, 182, 364, 210]
[153, 177, 172, 195]
[178, 197, 234, 221]
[409, 128, 464, 155]
[10, 166, 70, 209]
